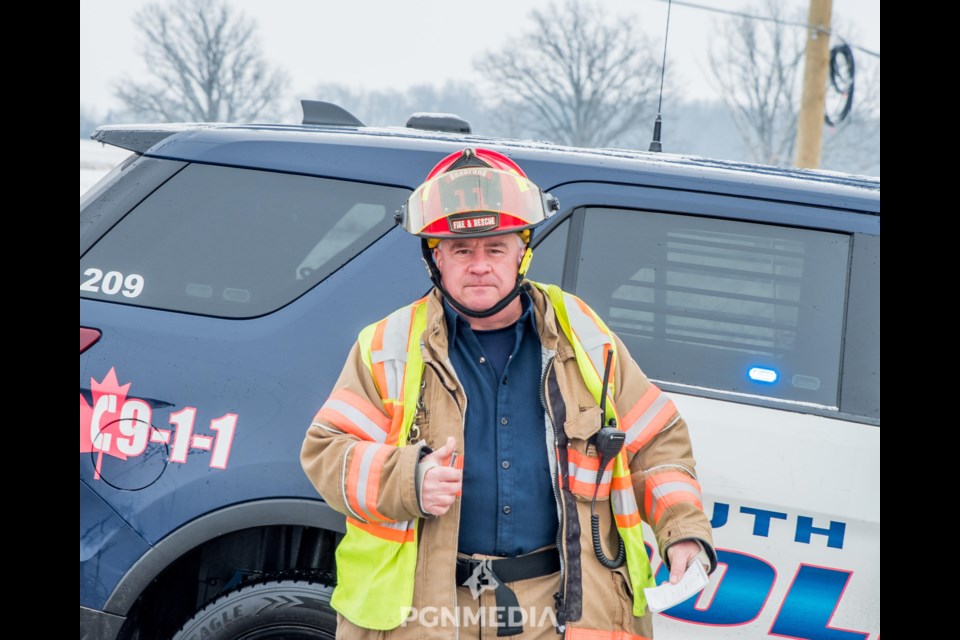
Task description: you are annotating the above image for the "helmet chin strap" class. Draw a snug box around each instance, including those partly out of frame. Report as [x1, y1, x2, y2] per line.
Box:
[421, 240, 532, 319]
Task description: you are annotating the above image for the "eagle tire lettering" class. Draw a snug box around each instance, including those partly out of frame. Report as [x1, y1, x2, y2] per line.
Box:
[172, 579, 336, 640]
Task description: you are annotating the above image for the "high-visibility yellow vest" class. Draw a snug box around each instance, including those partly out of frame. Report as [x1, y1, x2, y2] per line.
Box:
[333, 284, 654, 629]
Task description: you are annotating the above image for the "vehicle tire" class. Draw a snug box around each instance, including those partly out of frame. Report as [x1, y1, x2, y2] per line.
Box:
[172, 578, 336, 640]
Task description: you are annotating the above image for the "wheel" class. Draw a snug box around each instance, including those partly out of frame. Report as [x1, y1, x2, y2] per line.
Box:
[172, 579, 336, 640]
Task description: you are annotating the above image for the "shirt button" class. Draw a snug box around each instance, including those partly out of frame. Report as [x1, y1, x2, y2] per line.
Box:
[500, 417, 509, 426]
[479, 356, 487, 364]
[501, 460, 510, 469]
[503, 505, 512, 514]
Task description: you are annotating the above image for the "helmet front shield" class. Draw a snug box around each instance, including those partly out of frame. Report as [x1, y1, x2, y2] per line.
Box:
[402, 167, 555, 238]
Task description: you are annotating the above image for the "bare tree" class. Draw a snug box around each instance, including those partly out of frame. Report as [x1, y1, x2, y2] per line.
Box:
[708, 0, 804, 165]
[709, 0, 880, 173]
[115, 0, 289, 122]
[476, 0, 661, 148]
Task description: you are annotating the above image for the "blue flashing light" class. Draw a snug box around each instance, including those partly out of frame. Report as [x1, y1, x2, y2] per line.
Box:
[748, 366, 779, 384]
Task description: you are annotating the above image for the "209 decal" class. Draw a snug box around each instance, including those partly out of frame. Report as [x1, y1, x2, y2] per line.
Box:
[80, 268, 144, 298]
[80, 368, 238, 480]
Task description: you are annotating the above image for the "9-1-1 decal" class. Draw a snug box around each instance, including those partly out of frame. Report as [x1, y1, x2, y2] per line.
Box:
[80, 368, 237, 480]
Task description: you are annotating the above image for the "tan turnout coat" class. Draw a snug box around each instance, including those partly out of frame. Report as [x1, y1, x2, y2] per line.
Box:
[301, 284, 714, 639]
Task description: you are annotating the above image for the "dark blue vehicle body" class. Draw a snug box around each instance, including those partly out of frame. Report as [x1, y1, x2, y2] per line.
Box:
[80, 123, 878, 639]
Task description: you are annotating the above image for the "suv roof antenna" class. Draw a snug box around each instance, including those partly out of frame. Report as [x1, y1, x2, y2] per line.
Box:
[649, 0, 673, 153]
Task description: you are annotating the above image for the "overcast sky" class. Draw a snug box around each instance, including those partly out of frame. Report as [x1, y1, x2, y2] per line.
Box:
[80, 0, 880, 114]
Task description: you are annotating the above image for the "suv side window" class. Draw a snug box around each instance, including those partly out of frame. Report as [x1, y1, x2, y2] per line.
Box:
[80, 164, 407, 318]
[576, 207, 851, 408]
[526, 218, 569, 286]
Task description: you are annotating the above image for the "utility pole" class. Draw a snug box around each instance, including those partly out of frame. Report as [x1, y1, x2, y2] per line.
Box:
[794, 0, 833, 169]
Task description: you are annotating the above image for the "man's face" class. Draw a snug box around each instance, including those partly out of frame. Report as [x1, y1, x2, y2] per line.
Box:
[434, 235, 524, 312]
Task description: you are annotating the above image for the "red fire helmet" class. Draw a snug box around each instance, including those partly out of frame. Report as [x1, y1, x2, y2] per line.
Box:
[399, 148, 558, 241]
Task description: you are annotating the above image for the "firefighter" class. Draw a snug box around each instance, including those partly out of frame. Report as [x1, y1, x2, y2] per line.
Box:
[301, 148, 715, 639]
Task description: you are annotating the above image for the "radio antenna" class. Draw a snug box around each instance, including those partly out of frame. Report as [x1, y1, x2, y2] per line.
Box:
[649, 0, 673, 152]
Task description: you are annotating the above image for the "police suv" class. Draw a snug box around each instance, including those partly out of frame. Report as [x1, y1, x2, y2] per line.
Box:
[80, 102, 880, 640]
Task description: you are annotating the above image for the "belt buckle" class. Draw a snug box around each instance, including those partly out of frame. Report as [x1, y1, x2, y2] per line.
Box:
[456, 558, 481, 586]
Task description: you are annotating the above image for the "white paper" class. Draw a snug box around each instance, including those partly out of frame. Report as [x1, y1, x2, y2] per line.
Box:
[643, 560, 709, 613]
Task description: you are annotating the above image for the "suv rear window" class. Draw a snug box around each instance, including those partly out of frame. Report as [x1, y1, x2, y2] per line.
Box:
[576, 208, 850, 408]
[80, 164, 407, 318]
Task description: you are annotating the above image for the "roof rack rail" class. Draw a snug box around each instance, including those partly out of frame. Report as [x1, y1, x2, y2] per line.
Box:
[301, 100, 364, 127]
[406, 112, 471, 134]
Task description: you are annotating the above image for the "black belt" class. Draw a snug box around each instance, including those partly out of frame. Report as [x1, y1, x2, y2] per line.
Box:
[456, 548, 560, 637]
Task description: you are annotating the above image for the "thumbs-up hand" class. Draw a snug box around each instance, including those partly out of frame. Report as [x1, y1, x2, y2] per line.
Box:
[420, 437, 462, 516]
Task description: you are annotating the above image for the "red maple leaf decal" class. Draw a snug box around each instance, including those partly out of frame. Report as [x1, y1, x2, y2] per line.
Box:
[80, 367, 133, 479]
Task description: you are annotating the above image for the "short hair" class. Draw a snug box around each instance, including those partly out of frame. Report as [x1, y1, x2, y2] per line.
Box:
[435, 233, 525, 252]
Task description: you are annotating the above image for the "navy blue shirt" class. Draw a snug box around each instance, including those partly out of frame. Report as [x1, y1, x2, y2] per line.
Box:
[444, 294, 558, 556]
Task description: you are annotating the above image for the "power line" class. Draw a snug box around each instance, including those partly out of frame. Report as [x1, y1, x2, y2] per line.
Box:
[648, 0, 880, 58]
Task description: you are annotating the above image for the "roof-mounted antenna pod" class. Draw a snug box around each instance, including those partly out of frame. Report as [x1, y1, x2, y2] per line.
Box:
[406, 113, 471, 134]
[301, 100, 364, 127]
[649, 0, 674, 153]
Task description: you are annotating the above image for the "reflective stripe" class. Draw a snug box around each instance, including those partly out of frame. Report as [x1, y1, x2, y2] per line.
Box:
[369, 319, 390, 407]
[565, 627, 651, 640]
[339, 442, 363, 521]
[622, 385, 677, 453]
[346, 441, 395, 523]
[611, 451, 641, 526]
[371, 305, 416, 403]
[396, 300, 428, 446]
[313, 423, 344, 435]
[564, 293, 615, 400]
[346, 517, 416, 543]
[644, 471, 703, 525]
[614, 509, 642, 528]
[567, 451, 638, 507]
[567, 448, 612, 498]
[314, 389, 390, 443]
[611, 487, 640, 526]
[367, 302, 427, 444]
